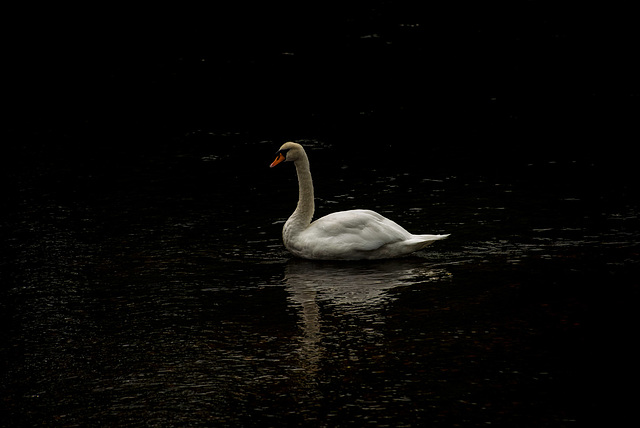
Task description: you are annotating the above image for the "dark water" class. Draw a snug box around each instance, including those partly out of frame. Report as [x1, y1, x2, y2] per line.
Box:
[2, 137, 638, 427]
[4, 4, 640, 427]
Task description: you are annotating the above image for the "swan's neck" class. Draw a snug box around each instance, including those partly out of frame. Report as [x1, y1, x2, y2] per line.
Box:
[289, 156, 315, 229]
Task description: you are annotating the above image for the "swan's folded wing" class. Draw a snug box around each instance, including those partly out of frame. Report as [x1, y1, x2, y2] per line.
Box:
[303, 210, 411, 253]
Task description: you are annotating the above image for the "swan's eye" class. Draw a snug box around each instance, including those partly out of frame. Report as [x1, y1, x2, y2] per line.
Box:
[276, 148, 290, 158]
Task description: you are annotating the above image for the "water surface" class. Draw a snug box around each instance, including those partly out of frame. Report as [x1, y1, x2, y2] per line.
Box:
[3, 136, 638, 426]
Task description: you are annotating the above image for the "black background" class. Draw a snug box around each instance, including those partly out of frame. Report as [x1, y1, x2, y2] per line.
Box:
[9, 2, 638, 166]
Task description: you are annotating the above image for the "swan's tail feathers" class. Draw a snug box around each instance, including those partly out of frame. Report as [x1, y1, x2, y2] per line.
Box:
[416, 234, 450, 241]
[409, 234, 450, 251]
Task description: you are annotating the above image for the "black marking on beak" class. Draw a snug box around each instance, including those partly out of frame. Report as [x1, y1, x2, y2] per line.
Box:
[275, 148, 290, 158]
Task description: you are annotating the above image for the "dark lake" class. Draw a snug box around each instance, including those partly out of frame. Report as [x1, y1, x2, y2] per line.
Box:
[3, 4, 639, 427]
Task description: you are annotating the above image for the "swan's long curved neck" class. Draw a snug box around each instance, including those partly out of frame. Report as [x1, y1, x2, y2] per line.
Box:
[290, 155, 314, 228]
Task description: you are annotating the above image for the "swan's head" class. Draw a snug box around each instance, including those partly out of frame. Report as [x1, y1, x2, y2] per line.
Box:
[270, 142, 305, 168]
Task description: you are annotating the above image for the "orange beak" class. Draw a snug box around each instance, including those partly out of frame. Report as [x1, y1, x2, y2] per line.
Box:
[270, 153, 286, 168]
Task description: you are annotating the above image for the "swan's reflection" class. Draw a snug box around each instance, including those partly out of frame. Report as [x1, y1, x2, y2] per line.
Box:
[283, 258, 449, 378]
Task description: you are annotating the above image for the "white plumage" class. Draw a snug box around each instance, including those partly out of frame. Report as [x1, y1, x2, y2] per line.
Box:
[271, 142, 449, 260]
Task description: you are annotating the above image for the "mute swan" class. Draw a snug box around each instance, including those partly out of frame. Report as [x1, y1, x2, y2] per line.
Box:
[270, 142, 449, 260]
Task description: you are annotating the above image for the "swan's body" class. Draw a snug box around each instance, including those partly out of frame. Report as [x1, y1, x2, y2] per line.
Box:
[271, 142, 449, 260]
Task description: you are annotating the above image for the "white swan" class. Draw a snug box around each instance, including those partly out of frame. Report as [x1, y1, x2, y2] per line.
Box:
[270, 142, 449, 260]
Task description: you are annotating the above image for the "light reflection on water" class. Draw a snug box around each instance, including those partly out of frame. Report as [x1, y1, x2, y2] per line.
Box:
[284, 259, 450, 380]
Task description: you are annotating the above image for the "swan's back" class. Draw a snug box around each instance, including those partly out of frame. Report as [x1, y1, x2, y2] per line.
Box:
[285, 209, 448, 260]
